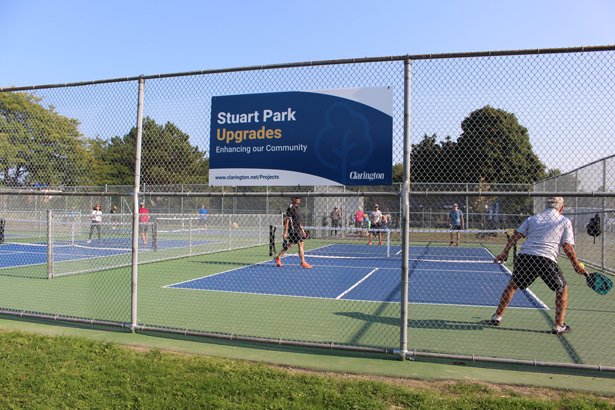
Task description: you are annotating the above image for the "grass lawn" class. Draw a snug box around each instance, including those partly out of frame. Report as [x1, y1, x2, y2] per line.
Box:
[1, 330, 614, 409]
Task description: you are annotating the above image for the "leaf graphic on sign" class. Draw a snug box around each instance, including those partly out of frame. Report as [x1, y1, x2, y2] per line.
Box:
[315, 103, 374, 181]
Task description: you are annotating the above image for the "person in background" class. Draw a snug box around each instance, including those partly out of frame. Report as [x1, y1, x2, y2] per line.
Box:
[448, 203, 464, 246]
[87, 203, 102, 243]
[330, 206, 342, 236]
[354, 208, 364, 231]
[198, 204, 209, 228]
[491, 197, 587, 335]
[274, 196, 312, 269]
[368, 204, 383, 245]
[139, 201, 150, 246]
[109, 204, 118, 230]
[382, 213, 391, 231]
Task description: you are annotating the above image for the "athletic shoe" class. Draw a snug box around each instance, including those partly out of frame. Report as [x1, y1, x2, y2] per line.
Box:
[367, 241, 372, 245]
[378, 241, 383, 245]
[489, 314, 501, 326]
[300, 262, 312, 269]
[551, 324, 571, 335]
[86, 240, 92, 244]
[274, 257, 283, 267]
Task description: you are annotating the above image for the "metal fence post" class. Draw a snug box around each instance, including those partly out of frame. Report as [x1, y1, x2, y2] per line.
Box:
[131, 77, 145, 331]
[602, 159, 607, 270]
[400, 57, 412, 359]
[47, 209, 53, 279]
[465, 183, 470, 229]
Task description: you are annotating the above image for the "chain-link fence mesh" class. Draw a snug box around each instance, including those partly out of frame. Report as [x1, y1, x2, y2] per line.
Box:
[1, 47, 615, 370]
[536, 155, 615, 274]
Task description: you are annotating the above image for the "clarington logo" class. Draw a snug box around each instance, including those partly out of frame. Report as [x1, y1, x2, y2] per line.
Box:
[349, 171, 385, 181]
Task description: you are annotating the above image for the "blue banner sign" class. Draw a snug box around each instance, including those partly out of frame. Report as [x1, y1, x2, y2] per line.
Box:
[209, 88, 392, 186]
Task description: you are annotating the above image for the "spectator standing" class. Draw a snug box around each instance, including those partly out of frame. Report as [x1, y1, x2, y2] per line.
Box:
[87, 204, 103, 243]
[382, 213, 391, 231]
[139, 202, 150, 246]
[368, 204, 383, 245]
[354, 208, 364, 231]
[109, 204, 118, 230]
[330, 206, 342, 236]
[448, 203, 465, 246]
[198, 205, 209, 228]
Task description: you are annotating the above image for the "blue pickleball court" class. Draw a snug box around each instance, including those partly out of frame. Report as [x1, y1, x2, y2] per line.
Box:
[167, 244, 548, 309]
[0, 241, 135, 268]
[0, 236, 226, 270]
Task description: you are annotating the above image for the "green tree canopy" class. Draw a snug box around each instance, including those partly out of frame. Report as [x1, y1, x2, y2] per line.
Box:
[456, 106, 545, 184]
[100, 117, 208, 186]
[410, 106, 547, 185]
[0, 92, 93, 187]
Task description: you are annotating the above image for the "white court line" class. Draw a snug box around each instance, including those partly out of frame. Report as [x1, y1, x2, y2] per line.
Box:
[412, 258, 494, 264]
[335, 268, 379, 300]
[164, 255, 281, 288]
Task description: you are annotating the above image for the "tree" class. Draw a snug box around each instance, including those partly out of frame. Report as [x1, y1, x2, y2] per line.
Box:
[409, 134, 444, 182]
[0, 92, 94, 187]
[86, 137, 118, 186]
[455, 106, 546, 185]
[100, 117, 208, 186]
[409, 106, 547, 186]
[392, 163, 403, 183]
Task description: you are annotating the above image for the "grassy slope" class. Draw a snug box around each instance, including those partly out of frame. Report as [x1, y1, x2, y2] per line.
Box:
[0, 330, 614, 409]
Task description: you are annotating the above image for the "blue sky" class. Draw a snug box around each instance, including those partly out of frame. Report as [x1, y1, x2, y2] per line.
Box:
[1, 0, 614, 88]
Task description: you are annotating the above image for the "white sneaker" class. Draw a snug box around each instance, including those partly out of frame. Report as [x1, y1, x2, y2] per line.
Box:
[86, 240, 92, 244]
[551, 324, 571, 335]
[490, 314, 501, 326]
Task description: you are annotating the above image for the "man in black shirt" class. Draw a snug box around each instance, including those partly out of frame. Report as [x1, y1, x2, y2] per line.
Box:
[274, 196, 312, 269]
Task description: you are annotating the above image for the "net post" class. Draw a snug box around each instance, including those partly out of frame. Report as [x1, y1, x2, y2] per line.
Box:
[189, 215, 193, 255]
[602, 161, 607, 271]
[506, 232, 517, 264]
[228, 217, 232, 251]
[47, 209, 54, 279]
[70, 212, 76, 245]
[152, 219, 158, 252]
[269, 225, 276, 256]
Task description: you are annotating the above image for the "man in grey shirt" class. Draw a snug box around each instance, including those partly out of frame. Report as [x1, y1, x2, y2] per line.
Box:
[491, 197, 587, 335]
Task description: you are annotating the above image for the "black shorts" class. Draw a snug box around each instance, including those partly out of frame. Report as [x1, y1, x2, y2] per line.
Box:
[451, 225, 462, 230]
[370, 222, 382, 234]
[512, 253, 567, 292]
[139, 224, 149, 233]
[282, 230, 302, 251]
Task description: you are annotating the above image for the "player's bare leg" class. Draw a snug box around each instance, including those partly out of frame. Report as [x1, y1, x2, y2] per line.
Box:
[298, 242, 311, 268]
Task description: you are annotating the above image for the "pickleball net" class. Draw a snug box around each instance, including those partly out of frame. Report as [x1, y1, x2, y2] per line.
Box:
[268, 224, 511, 266]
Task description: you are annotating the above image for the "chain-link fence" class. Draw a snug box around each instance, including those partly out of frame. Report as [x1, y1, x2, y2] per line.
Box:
[536, 155, 615, 274]
[1, 46, 615, 371]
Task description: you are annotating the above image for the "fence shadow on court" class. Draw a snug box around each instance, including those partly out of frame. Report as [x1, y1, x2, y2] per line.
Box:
[334, 312, 555, 334]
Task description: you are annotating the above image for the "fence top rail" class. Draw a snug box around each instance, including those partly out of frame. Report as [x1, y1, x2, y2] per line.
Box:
[537, 153, 615, 184]
[0, 190, 399, 198]
[2, 190, 615, 198]
[2, 45, 614, 92]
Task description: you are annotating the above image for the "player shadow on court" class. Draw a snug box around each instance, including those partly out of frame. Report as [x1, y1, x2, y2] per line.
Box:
[333, 312, 553, 334]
